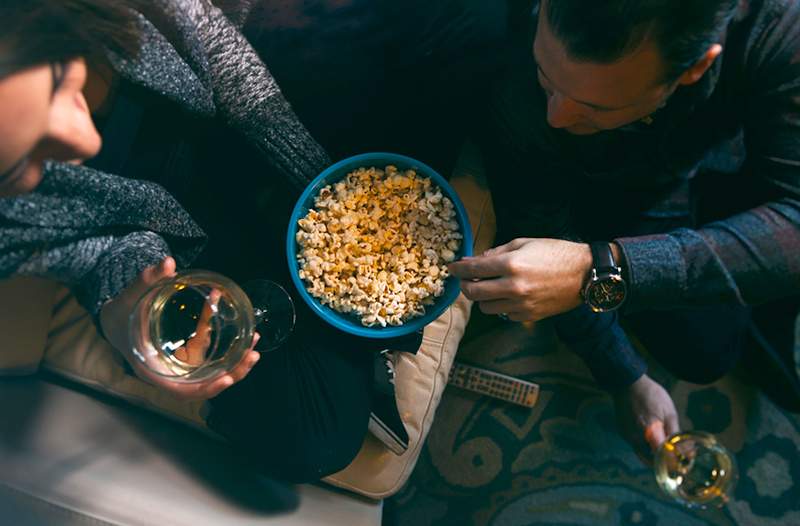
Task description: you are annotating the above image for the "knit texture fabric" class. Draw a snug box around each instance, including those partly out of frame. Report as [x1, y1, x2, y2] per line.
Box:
[0, 163, 206, 317]
[112, 0, 331, 191]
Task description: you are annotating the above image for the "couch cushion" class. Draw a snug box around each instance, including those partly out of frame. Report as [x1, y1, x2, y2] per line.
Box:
[0, 377, 382, 526]
[0, 276, 58, 376]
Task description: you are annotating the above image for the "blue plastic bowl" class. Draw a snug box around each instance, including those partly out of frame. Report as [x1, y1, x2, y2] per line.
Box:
[287, 152, 474, 339]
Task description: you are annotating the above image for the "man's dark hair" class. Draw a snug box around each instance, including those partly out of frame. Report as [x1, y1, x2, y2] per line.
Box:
[544, 0, 739, 81]
[0, 0, 142, 78]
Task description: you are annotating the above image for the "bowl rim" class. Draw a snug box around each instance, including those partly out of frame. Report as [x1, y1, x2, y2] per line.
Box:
[286, 152, 474, 339]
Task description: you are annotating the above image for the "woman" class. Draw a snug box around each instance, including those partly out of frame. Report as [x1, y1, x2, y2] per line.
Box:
[0, 0, 376, 481]
[0, 0, 260, 400]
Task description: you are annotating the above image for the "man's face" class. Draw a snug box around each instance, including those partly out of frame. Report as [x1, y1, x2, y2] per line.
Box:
[533, 11, 678, 135]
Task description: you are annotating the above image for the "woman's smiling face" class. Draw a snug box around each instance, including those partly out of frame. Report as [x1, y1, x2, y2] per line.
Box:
[0, 58, 101, 197]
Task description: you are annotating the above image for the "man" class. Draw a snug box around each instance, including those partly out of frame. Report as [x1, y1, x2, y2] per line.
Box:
[449, 0, 800, 457]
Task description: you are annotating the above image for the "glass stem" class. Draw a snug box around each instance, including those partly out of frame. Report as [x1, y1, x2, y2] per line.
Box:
[253, 307, 268, 326]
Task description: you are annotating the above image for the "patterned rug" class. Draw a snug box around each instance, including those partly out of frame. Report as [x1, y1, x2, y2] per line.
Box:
[386, 311, 800, 526]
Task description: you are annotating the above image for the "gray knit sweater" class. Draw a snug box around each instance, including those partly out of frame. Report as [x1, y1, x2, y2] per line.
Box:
[0, 0, 330, 316]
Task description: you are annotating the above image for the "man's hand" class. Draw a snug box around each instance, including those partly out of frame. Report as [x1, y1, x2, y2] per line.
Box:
[613, 374, 680, 463]
[447, 238, 592, 322]
[100, 257, 260, 401]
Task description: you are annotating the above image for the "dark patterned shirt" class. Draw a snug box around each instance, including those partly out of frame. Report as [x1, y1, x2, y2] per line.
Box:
[480, 0, 800, 390]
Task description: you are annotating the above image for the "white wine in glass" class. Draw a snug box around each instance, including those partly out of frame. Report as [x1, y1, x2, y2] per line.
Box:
[654, 431, 738, 509]
[129, 270, 295, 382]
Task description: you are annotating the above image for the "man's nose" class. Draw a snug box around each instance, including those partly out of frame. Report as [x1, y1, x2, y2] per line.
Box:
[546, 93, 583, 129]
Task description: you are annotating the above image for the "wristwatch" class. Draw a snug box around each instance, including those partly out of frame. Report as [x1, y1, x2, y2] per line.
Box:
[582, 242, 627, 313]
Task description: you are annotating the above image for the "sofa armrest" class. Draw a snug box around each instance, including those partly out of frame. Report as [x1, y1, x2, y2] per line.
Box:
[0, 377, 382, 526]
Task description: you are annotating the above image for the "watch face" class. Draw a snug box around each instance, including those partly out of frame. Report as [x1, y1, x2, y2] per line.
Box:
[586, 275, 627, 312]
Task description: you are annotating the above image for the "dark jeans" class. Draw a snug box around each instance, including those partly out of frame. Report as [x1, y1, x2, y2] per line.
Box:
[625, 304, 751, 385]
[206, 318, 374, 482]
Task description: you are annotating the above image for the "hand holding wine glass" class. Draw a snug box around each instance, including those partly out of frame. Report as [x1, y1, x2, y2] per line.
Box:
[101, 257, 261, 401]
[613, 374, 737, 508]
[654, 431, 737, 508]
[613, 374, 680, 463]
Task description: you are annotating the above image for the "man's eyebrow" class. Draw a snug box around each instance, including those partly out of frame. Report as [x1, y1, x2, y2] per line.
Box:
[534, 58, 635, 112]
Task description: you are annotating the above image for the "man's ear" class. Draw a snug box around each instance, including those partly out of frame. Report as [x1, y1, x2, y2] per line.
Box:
[677, 44, 723, 86]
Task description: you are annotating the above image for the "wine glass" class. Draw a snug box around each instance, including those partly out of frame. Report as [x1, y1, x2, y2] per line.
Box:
[654, 431, 738, 508]
[128, 269, 295, 383]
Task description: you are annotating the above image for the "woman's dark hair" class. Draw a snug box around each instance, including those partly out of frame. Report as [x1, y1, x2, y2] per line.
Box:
[544, 0, 740, 82]
[0, 0, 142, 78]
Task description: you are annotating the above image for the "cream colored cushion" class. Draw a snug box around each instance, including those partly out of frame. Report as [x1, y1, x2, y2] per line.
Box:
[0, 142, 495, 500]
[0, 276, 59, 376]
[43, 285, 208, 429]
[0, 377, 383, 526]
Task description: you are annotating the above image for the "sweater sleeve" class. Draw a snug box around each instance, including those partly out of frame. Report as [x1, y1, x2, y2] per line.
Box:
[185, 0, 331, 190]
[552, 306, 647, 391]
[0, 163, 207, 318]
[6, 230, 170, 318]
[74, 231, 172, 317]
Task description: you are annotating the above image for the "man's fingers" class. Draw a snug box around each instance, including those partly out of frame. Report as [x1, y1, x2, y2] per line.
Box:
[461, 277, 517, 302]
[478, 298, 518, 315]
[664, 413, 680, 438]
[448, 253, 512, 280]
[644, 420, 667, 452]
[481, 238, 528, 257]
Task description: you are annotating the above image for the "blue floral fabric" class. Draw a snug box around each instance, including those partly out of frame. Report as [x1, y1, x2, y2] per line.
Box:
[389, 318, 800, 526]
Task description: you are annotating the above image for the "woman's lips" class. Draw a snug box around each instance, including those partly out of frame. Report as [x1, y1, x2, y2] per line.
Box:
[0, 156, 31, 190]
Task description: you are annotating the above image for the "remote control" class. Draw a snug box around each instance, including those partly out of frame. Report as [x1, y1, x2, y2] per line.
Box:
[448, 361, 540, 408]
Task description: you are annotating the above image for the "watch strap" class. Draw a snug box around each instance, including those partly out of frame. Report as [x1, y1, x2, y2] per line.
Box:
[590, 242, 617, 273]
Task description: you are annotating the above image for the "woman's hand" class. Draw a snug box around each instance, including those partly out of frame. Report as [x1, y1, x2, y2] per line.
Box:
[100, 256, 260, 401]
[447, 238, 592, 322]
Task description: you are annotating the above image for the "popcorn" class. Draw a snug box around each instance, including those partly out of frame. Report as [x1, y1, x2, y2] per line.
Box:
[296, 165, 463, 327]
